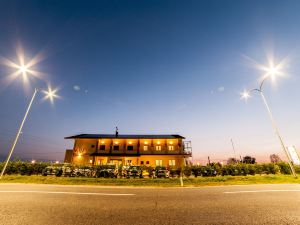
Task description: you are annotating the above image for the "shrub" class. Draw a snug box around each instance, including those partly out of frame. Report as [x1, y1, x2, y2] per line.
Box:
[277, 162, 291, 174]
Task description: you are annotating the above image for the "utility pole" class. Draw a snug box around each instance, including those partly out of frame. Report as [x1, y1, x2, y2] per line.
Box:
[231, 138, 237, 163]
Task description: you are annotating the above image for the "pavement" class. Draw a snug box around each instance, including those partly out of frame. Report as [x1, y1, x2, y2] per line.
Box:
[0, 183, 299, 225]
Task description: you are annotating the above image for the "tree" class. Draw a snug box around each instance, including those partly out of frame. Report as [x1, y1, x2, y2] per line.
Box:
[227, 158, 238, 165]
[243, 156, 256, 164]
[270, 154, 281, 163]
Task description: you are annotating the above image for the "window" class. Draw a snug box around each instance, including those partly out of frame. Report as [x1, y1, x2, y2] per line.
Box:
[127, 145, 133, 151]
[113, 145, 119, 151]
[100, 145, 105, 150]
[140, 161, 144, 165]
[155, 160, 163, 166]
[126, 160, 132, 165]
[143, 146, 148, 151]
[169, 160, 176, 166]
[168, 146, 174, 151]
[91, 145, 95, 148]
[146, 161, 150, 165]
[155, 145, 161, 151]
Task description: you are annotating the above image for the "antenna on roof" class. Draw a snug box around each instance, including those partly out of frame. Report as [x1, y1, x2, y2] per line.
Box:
[115, 126, 119, 138]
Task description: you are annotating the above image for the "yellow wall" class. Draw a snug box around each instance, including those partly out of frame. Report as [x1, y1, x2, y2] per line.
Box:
[67, 137, 186, 167]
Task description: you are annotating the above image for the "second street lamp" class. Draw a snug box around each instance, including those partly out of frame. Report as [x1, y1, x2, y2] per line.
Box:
[241, 63, 297, 178]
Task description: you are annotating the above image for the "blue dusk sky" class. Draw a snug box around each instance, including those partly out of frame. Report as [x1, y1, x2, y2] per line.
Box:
[1, 0, 300, 163]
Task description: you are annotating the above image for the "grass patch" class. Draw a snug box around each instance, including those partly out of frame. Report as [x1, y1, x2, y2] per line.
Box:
[0, 174, 299, 187]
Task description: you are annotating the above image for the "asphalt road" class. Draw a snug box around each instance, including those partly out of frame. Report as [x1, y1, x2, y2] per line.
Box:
[0, 183, 299, 225]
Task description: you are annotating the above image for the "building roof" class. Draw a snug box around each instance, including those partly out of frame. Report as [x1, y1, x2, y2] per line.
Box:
[64, 134, 185, 139]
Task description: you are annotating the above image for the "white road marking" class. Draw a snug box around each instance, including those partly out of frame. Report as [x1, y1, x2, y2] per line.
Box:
[224, 190, 300, 194]
[0, 190, 135, 196]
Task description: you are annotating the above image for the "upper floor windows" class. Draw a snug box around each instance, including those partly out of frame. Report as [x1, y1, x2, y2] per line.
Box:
[143, 146, 148, 151]
[113, 145, 119, 151]
[100, 145, 106, 150]
[127, 145, 133, 151]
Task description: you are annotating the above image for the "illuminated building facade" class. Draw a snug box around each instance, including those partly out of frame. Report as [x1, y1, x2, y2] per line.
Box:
[64, 133, 192, 167]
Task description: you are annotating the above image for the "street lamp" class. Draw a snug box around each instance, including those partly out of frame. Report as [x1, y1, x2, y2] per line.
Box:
[241, 61, 297, 178]
[0, 86, 59, 179]
[0, 52, 59, 179]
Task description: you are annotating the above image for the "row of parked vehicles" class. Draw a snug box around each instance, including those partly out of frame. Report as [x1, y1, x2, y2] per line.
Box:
[42, 164, 171, 178]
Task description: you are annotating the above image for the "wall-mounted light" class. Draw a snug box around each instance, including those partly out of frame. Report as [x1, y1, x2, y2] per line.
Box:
[144, 141, 148, 145]
[55, 161, 59, 164]
[89, 159, 93, 163]
[128, 141, 132, 145]
[101, 141, 105, 144]
[157, 141, 161, 144]
[31, 160, 36, 164]
[115, 141, 119, 145]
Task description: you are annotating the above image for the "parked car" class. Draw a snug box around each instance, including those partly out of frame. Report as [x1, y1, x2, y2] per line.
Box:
[42, 165, 74, 177]
[95, 165, 118, 178]
[124, 166, 143, 178]
[155, 166, 170, 178]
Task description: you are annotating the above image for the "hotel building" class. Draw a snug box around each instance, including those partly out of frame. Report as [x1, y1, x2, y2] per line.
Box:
[64, 133, 192, 167]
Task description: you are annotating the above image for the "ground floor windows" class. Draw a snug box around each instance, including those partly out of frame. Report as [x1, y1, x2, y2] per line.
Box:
[169, 160, 176, 166]
[143, 146, 148, 151]
[155, 146, 161, 151]
[140, 161, 144, 165]
[155, 160, 163, 166]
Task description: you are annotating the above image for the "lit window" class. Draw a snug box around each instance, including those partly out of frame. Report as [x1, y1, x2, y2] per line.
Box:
[168, 146, 174, 151]
[143, 146, 148, 151]
[156, 146, 161, 151]
[169, 160, 175, 166]
[155, 160, 163, 166]
[89, 159, 93, 163]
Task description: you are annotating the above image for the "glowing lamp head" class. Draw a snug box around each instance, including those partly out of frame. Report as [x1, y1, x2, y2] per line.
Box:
[31, 160, 36, 164]
[241, 90, 251, 100]
[42, 86, 59, 104]
[55, 161, 59, 164]
[18, 64, 29, 76]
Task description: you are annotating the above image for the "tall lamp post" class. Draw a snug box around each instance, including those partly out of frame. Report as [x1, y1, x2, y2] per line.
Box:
[0, 59, 59, 179]
[241, 64, 297, 178]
